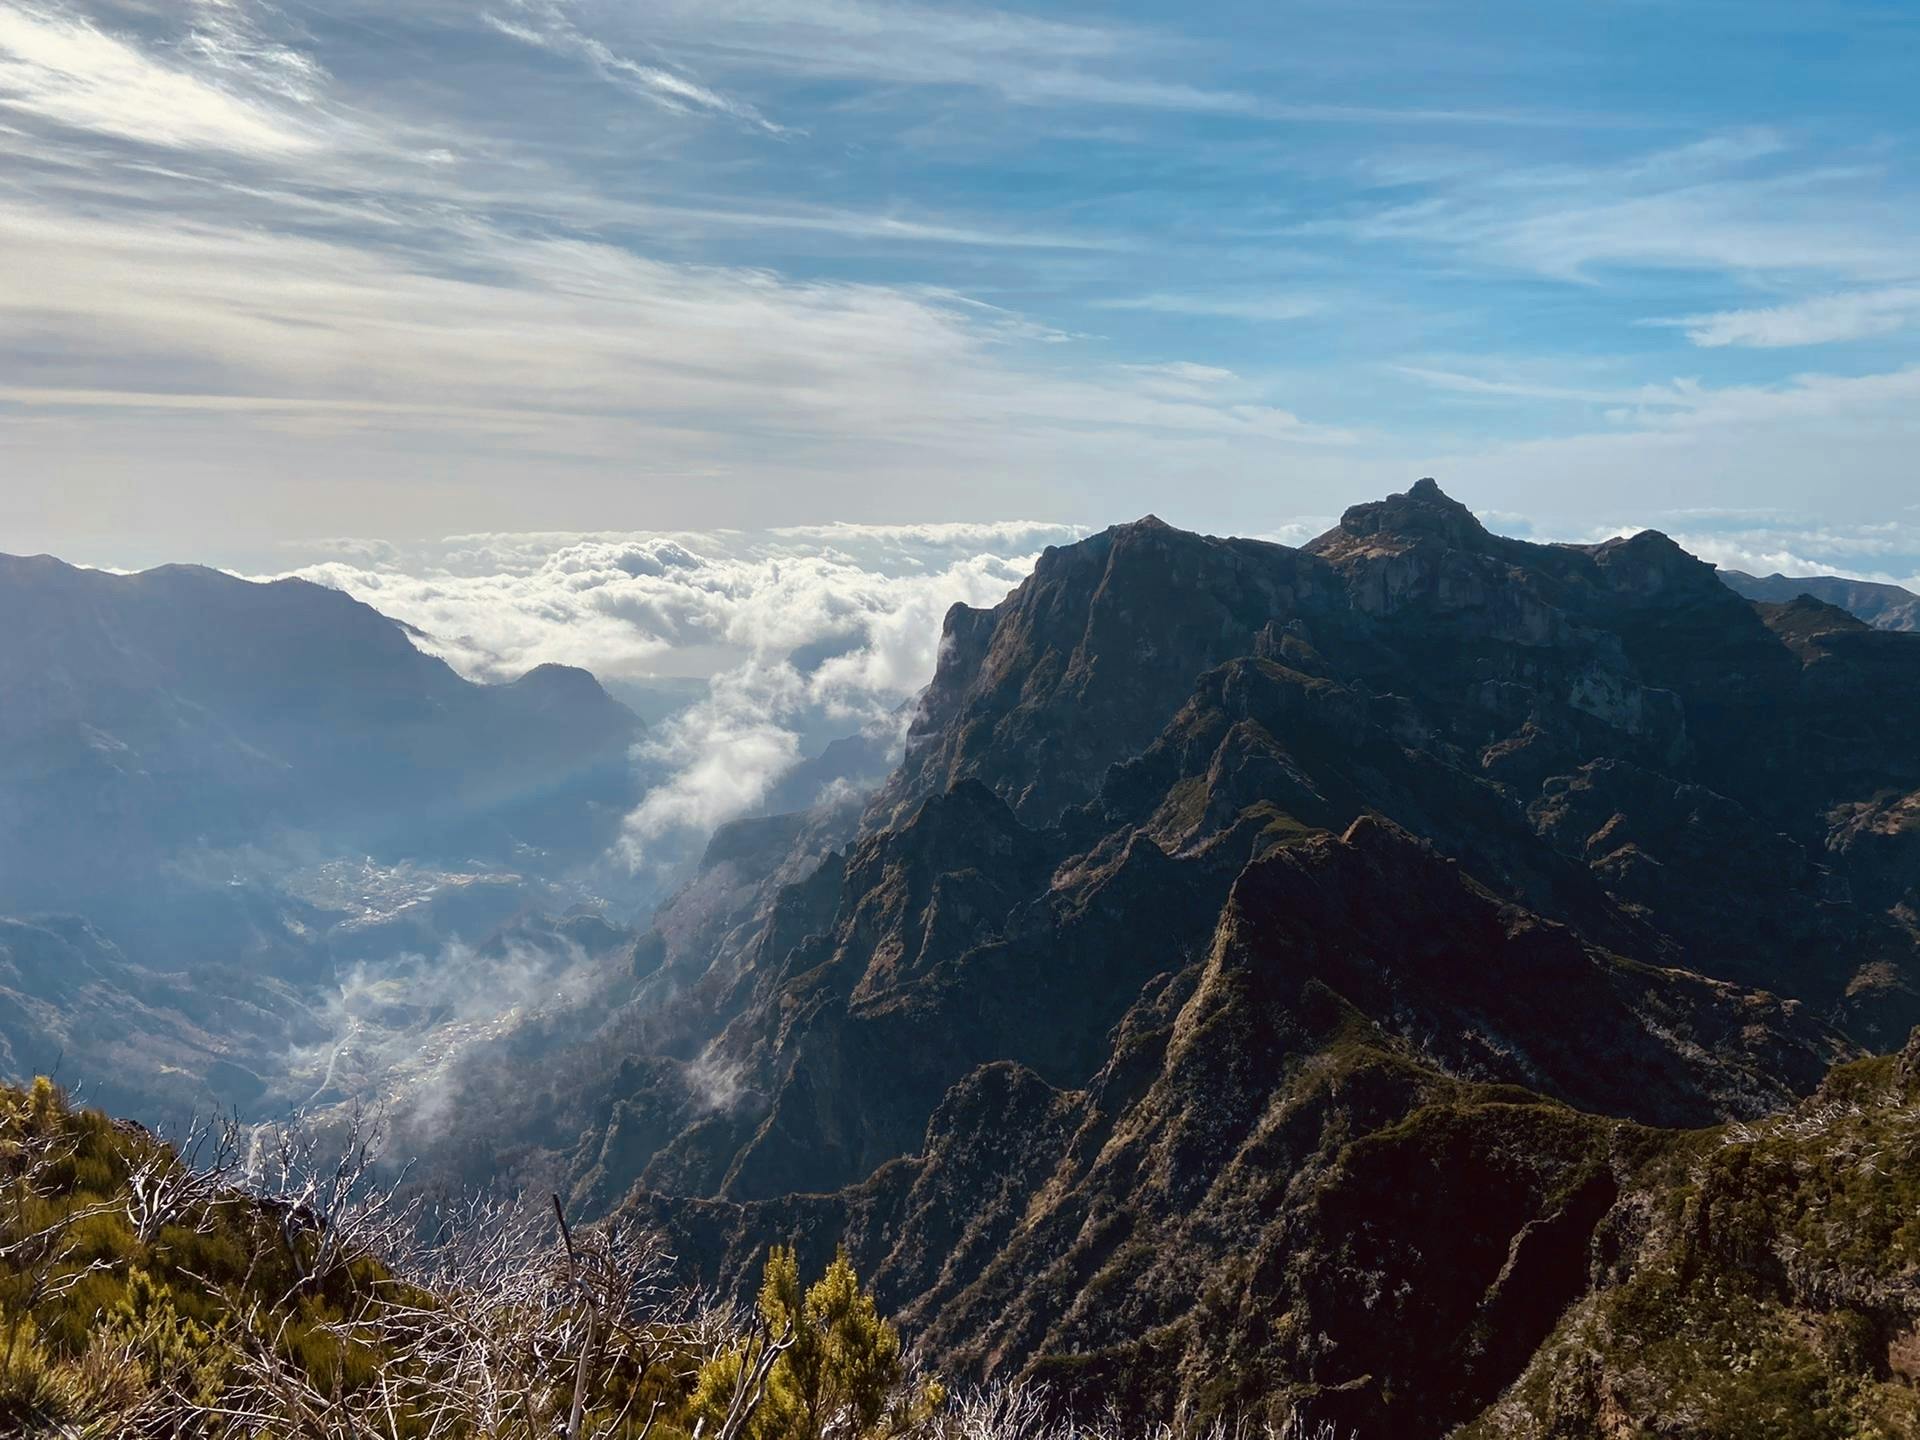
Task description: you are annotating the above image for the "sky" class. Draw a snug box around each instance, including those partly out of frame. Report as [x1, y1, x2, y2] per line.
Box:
[2, 0, 1919, 580]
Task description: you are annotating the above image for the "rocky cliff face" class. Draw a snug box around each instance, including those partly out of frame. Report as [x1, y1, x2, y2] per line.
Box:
[536, 481, 1920, 1432]
[872, 517, 1342, 831]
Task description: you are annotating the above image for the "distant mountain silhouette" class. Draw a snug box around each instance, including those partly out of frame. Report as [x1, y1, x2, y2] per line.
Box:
[0, 553, 646, 1117]
[0, 553, 641, 914]
[1721, 566, 1920, 631]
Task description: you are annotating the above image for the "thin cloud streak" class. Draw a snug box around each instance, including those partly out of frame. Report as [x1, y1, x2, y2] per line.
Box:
[483, 2, 787, 133]
[1308, 132, 1920, 284]
[1098, 292, 1323, 323]
[569, 0, 1630, 125]
[1659, 286, 1920, 348]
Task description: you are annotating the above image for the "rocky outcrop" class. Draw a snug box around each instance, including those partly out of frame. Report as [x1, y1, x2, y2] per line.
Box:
[1464, 1031, 1920, 1439]
[873, 518, 1344, 830]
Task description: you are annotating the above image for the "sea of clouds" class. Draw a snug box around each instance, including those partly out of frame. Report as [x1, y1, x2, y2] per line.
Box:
[269, 520, 1088, 871]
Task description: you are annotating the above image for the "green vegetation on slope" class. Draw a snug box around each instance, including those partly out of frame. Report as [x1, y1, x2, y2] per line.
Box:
[0, 1076, 938, 1439]
[13, 1027, 1920, 1438]
[1468, 1038, 1920, 1438]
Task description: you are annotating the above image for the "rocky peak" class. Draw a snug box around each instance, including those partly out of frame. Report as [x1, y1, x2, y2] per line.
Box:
[1584, 528, 1723, 603]
[501, 662, 637, 727]
[1760, 593, 1871, 645]
[541, 479, 1920, 1432]
[1310, 477, 1492, 553]
[1303, 479, 1562, 631]
[872, 518, 1334, 829]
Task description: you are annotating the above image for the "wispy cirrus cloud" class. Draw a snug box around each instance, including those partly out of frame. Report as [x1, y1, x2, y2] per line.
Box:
[483, 0, 784, 133]
[1404, 360, 1920, 541]
[598, 0, 1244, 113]
[0, 1, 319, 153]
[1315, 130, 1920, 284]
[1097, 292, 1323, 323]
[0, 192, 1354, 467]
[1656, 286, 1920, 348]
[471, 0, 1600, 129]
[180, 0, 328, 106]
[0, 0, 1388, 554]
[1392, 365, 1701, 409]
[4, 0, 1920, 560]
[1401, 355, 1920, 434]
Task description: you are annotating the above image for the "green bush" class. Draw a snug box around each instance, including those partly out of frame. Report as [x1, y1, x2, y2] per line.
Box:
[693, 1245, 942, 1440]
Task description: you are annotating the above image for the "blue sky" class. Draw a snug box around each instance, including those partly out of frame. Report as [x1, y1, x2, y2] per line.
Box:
[3, 0, 1919, 578]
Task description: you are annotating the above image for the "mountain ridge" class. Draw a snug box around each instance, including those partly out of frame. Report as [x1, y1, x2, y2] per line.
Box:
[391, 478, 1920, 1431]
[0, 551, 643, 909]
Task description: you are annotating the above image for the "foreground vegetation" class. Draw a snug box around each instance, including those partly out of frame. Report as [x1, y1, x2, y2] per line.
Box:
[0, 1076, 1344, 1438]
[0, 1073, 918, 1437]
[14, 1033, 1920, 1438]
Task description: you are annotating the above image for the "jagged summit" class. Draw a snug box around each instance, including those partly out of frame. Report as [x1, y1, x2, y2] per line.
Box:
[876, 481, 1887, 833]
[1772, 591, 1870, 632]
[1308, 475, 1493, 553]
[1582, 525, 1725, 600]
[1759, 591, 1876, 661]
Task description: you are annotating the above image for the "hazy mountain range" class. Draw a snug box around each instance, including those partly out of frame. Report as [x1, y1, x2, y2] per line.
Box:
[6, 485, 1920, 1432]
[0, 550, 912, 1124]
[1720, 566, 1920, 632]
[0, 554, 647, 1117]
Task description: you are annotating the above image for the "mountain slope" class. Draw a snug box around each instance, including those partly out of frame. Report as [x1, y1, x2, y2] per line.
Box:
[12, 1040, 1920, 1439]
[13, 483, 1919, 1432]
[443, 480, 1920, 1432]
[624, 811, 1848, 1430]
[1465, 1034, 1920, 1439]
